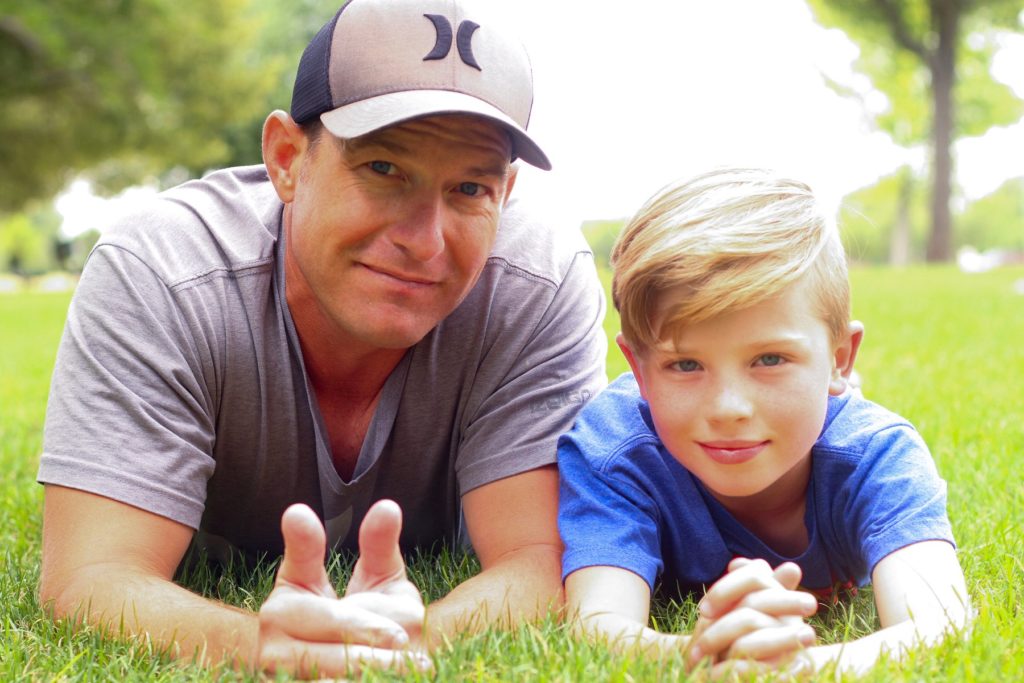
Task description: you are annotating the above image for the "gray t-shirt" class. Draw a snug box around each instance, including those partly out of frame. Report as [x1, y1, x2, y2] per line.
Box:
[39, 165, 607, 557]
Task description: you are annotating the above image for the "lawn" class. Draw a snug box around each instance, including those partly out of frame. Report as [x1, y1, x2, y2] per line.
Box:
[2, 265, 1022, 681]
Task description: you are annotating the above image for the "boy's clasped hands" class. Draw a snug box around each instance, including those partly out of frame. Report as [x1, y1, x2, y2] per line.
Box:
[687, 558, 818, 677]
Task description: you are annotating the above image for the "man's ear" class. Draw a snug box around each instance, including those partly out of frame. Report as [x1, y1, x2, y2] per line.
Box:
[616, 333, 649, 400]
[262, 110, 308, 204]
[830, 321, 865, 396]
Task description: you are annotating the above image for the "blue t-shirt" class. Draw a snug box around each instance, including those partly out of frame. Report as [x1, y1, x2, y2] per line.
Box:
[558, 374, 954, 597]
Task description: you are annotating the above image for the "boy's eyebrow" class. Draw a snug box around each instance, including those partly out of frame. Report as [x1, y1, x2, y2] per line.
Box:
[654, 333, 813, 354]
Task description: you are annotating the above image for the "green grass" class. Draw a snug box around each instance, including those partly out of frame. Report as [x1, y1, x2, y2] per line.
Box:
[3, 266, 1023, 680]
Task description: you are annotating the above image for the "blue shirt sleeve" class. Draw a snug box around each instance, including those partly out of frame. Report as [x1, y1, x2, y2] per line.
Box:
[558, 433, 665, 590]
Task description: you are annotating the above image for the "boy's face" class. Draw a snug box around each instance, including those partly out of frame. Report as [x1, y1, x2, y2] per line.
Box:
[619, 276, 862, 514]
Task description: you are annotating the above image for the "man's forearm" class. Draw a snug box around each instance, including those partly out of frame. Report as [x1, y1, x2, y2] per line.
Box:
[423, 544, 563, 648]
[42, 562, 258, 669]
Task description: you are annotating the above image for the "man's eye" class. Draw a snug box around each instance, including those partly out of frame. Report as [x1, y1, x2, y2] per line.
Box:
[457, 182, 482, 196]
[368, 161, 394, 175]
[757, 354, 785, 367]
[671, 359, 701, 373]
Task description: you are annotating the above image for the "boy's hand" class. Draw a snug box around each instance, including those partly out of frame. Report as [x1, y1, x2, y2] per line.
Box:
[688, 558, 817, 668]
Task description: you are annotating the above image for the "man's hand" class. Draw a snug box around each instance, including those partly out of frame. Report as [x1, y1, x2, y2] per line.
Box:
[689, 558, 818, 671]
[257, 500, 430, 678]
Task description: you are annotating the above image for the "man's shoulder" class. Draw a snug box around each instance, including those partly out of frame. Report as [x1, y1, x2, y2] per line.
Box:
[489, 198, 594, 287]
[95, 165, 282, 288]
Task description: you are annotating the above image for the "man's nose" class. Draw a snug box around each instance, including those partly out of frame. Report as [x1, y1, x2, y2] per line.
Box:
[389, 195, 445, 261]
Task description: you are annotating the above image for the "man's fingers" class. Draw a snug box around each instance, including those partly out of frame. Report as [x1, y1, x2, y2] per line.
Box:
[342, 591, 425, 635]
[348, 499, 407, 593]
[261, 640, 432, 680]
[260, 592, 412, 648]
[278, 504, 335, 598]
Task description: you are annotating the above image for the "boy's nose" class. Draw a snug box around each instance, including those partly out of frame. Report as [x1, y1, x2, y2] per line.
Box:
[707, 381, 754, 423]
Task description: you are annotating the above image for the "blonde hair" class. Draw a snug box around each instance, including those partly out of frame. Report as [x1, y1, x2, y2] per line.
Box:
[611, 167, 850, 349]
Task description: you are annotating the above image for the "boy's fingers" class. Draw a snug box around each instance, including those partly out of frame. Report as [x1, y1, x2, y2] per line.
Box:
[772, 562, 803, 591]
[690, 607, 814, 665]
[699, 559, 778, 619]
[737, 587, 818, 618]
[726, 623, 817, 662]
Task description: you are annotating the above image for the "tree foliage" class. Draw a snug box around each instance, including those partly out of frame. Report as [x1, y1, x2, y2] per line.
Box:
[807, 0, 1024, 261]
[0, 0, 286, 213]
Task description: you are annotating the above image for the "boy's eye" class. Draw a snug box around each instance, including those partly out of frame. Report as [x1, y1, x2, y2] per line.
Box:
[671, 359, 702, 373]
[368, 160, 395, 175]
[757, 354, 785, 367]
[457, 181, 483, 196]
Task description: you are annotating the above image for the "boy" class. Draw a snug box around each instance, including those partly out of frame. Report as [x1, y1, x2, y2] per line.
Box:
[558, 168, 970, 675]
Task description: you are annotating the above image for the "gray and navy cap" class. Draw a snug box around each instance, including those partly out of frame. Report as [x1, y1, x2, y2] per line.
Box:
[290, 0, 551, 170]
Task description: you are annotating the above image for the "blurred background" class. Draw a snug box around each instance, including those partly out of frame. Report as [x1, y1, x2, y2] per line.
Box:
[2, 0, 1022, 286]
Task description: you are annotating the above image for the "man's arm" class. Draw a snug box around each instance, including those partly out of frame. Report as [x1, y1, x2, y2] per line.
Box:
[802, 540, 971, 675]
[40, 485, 428, 677]
[422, 466, 563, 646]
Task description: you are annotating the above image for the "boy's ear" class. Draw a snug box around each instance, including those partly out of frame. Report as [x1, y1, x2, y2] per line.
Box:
[262, 110, 309, 204]
[616, 333, 649, 400]
[830, 321, 865, 396]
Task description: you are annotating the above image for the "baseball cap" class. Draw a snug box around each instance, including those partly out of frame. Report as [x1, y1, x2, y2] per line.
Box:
[291, 0, 551, 170]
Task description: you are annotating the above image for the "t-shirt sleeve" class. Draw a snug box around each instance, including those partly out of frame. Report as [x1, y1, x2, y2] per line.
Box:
[845, 423, 955, 576]
[455, 251, 608, 493]
[558, 432, 664, 590]
[37, 244, 216, 529]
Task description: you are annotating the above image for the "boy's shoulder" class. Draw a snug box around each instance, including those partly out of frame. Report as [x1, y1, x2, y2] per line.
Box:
[559, 373, 661, 468]
[816, 391, 924, 466]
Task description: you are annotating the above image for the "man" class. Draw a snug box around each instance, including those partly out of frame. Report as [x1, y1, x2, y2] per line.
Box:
[37, 0, 606, 677]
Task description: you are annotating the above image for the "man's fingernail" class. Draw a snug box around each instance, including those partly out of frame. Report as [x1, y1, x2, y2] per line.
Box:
[688, 646, 702, 664]
[799, 626, 816, 645]
[392, 629, 409, 646]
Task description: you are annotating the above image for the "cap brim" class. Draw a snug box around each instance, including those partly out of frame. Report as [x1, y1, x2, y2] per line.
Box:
[320, 90, 551, 171]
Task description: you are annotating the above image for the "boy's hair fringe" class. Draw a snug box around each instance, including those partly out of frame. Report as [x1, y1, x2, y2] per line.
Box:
[611, 167, 850, 348]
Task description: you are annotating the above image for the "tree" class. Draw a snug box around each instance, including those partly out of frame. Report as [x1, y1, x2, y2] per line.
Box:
[958, 176, 1024, 251]
[0, 0, 283, 214]
[807, 0, 1023, 261]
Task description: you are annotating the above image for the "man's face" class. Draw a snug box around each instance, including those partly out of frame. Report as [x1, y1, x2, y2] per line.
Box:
[621, 276, 849, 514]
[284, 114, 515, 351]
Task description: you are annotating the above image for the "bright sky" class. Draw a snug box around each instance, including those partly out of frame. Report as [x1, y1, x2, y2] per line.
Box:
[58, 0, 1024, 238]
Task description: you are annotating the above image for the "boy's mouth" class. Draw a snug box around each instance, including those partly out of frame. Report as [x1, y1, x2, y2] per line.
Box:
[698, 440, 768, 465]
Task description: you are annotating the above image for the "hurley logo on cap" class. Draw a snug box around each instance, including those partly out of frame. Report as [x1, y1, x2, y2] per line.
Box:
[291, 0, 551, 170]
[423, 15, 481, 70]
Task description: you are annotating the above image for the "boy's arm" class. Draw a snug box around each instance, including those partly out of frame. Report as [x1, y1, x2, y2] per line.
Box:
[802, 540, 971, 675]
[566, 561, 817, 666]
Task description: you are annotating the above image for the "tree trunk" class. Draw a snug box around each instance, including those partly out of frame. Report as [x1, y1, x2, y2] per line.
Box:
[927, 0, 958, 262]
[890, 166, 913, 266]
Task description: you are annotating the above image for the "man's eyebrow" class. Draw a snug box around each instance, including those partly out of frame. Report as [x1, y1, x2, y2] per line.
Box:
[466, 161, 511, 179]
[343, 136, 411, 157]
